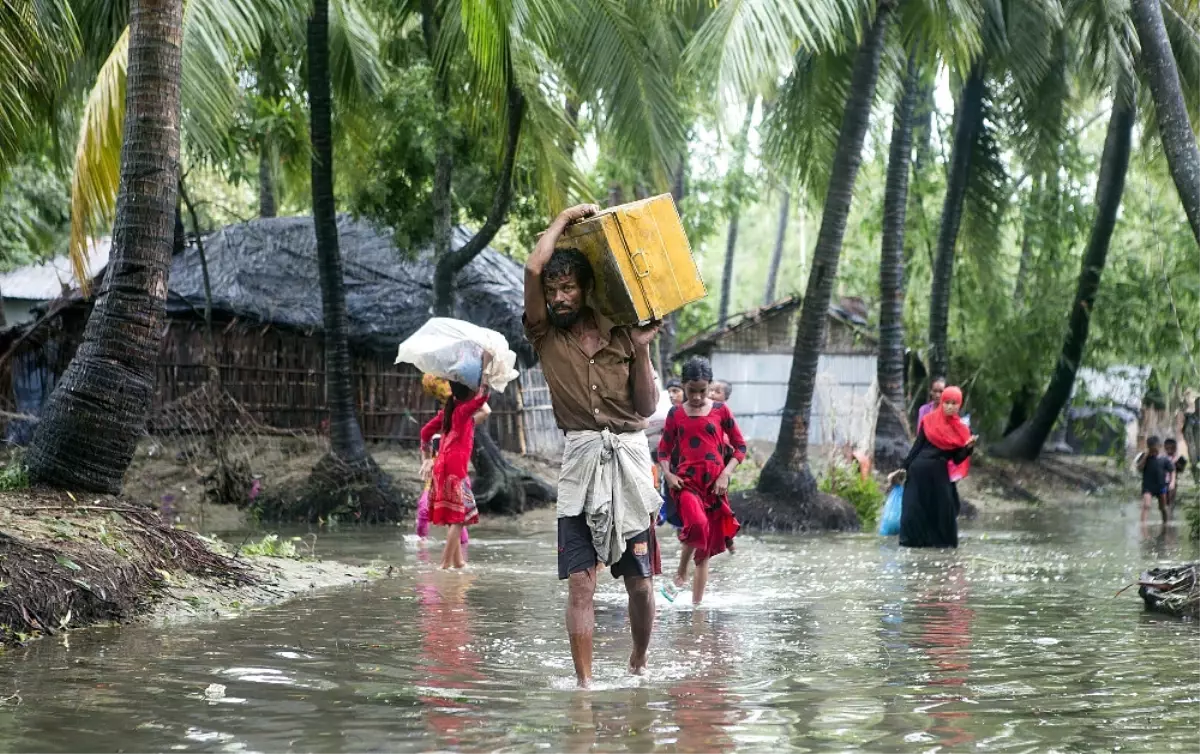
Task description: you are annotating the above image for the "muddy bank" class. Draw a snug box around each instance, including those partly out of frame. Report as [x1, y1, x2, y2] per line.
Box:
[0, 488, 376, 647]
[120, 437, 560, 530]
[960, 453, 1129, 505]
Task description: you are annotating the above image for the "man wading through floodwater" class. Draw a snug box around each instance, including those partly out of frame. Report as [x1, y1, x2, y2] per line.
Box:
[524, 204, 663, 687]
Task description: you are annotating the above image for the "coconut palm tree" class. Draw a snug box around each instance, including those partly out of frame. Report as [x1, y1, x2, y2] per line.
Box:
[66, 0, 382, 293]
[1129, 0, 1200, 247]
[26, 0, 184, 492]
[993, 75, 1136, 460]
[993, 0, 1200, 459]
[757, 3, 894, 498]
[424, 0, 693, 316]
[874, 53, 920, 471]
[926, 0, 1067, 382]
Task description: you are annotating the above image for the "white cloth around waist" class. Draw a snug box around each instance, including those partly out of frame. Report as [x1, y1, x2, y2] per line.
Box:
[557, 428, 660, 564]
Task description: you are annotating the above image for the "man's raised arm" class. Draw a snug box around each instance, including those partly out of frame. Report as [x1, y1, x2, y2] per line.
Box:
[525, 204, 600, 326]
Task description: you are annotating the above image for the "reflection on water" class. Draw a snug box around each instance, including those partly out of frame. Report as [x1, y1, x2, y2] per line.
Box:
[0, 497, 1197, 753]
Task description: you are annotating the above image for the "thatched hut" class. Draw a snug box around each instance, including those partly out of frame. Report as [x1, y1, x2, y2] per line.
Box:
[0, 216, 560, 457]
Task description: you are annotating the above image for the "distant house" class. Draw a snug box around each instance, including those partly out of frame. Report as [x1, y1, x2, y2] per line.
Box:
[1063, 366, 1148, 457]
[674, 296, 879, 459]
[0, 239, 110, 325]
[0, 217, 561, 456]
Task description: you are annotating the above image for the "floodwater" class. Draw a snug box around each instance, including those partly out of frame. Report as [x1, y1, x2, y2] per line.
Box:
[0, 495, 1197, 753]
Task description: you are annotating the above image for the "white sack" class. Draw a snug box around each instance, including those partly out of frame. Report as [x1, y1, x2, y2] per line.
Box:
[395, 317, 520, 392]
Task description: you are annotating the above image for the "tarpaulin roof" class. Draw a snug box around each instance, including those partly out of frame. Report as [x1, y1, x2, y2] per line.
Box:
[166, 215, 533, 363]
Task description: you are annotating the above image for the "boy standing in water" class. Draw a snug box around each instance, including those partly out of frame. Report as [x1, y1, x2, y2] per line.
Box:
[1137, 435, 1175, 525]
[1164, 438, 1188, 508]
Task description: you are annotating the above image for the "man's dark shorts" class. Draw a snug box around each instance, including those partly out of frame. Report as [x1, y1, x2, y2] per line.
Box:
[558, 513, 658, 580]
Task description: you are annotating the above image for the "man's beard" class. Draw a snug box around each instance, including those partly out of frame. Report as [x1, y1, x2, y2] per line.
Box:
[548, 307, 582, 329]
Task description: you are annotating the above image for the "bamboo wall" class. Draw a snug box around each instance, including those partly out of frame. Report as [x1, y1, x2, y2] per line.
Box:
[0, 313, 553, 456]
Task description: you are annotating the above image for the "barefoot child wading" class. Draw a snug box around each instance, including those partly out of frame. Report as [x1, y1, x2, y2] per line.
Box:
[415, 374, 490, 549]
[657, 356, 746, 605]
[419, 354, 492, 569]
[1137, 435, 1175, 526]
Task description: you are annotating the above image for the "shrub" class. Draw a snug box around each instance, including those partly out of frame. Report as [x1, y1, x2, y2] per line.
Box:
[820, 460, 882, 528]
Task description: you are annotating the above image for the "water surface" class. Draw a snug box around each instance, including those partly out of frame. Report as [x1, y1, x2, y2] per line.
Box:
[0, 496, 1196, 752]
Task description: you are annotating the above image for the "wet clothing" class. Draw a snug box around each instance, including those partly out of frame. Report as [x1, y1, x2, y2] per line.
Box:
[557, 429, 662, 566]
[558, 512, 660, 580]
[526, 307, 661, 578]
[1140, 453, 1174, 496]
[420, 391, 490, 526]
[523, 310, 647, 433]
[899, 426, 974, 548]
[658, 403, 746, 562]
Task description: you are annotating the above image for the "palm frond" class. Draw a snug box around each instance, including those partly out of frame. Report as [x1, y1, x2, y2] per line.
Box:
[68, 26, 127, 294]
[557, 0, 689, 183]
[683, 0, 865, 105]
[896, 0, 985, 75]
[1006, 27, 1071, 171]
[960, 86, 1010, 281]
[761, 43, 856, 201]
[330, 0, 383, 104]
[180, 0, 276, 161]
[0, 0, 80, 172]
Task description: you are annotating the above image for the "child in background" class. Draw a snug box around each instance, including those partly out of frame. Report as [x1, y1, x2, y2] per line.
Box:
[658, 356, 747, 605]
[666, 378, 685, 407]
[416, 374, 491, 547]
[419, 354, 492, 569]
[1164, 438, 1188, 509]
[708, 380, 732, 403]
[1136, 435, 1175, 526]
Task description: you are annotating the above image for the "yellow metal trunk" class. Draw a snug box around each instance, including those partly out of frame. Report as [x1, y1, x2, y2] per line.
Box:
[556, 194, 706, 326]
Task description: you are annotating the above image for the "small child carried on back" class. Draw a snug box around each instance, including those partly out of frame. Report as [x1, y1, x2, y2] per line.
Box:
[1136, 435, 1176, 526]
[657, 357, 747, 606]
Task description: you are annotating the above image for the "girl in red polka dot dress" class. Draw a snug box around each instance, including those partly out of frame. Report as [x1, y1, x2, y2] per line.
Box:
[657, 356, 746, 605]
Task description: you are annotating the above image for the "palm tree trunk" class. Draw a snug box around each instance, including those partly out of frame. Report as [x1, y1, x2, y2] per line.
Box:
[911, 71, 936, 175]
[1130, 0, 1200, 247]
[928, 62, 986, 382]
[874, 53, 919, 472]
[763, 189, 790, 305]
[993, 78, 1136, 460]
[26, 0, 183, 493]
[308, 0, 367, 465]
[757, 3, 892, 500]
[717, 100, 755, 327]
[258, 33, 278, 218]
[432, 83, 525, 316]
[421, 0, 452, 267]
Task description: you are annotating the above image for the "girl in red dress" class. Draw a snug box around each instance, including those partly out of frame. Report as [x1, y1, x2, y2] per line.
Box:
[419, 355, 491, 569]
[657, 356, 746, 605]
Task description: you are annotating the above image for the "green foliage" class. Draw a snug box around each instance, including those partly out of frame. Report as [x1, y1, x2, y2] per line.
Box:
[1186, 496, 1199, 542]
[0, 452, 29, 492]
[0, 157, 69, 271]
[819, 461, 883, 527]
[240, 533, 306, 559]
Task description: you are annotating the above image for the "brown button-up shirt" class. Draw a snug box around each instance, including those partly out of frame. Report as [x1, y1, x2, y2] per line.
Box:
[524, 310, 648, 433]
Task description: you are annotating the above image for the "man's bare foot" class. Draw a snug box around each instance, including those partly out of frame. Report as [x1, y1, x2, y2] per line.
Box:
[629, 655, 647, 676]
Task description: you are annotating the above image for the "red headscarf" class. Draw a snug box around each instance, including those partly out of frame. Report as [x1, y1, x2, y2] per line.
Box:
[920, 386, 972, 481]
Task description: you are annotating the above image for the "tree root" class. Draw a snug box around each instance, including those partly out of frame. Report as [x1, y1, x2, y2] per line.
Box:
[252, 453, 410, 523]
[0, 491, 253, 645]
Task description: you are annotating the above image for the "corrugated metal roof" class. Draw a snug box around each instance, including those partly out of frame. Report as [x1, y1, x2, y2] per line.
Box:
[674, 295, 876, 359]
[0, 238, 110, 301]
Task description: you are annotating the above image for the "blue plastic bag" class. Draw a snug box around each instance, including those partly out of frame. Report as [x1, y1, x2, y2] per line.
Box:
[878, 485, 903, 536]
